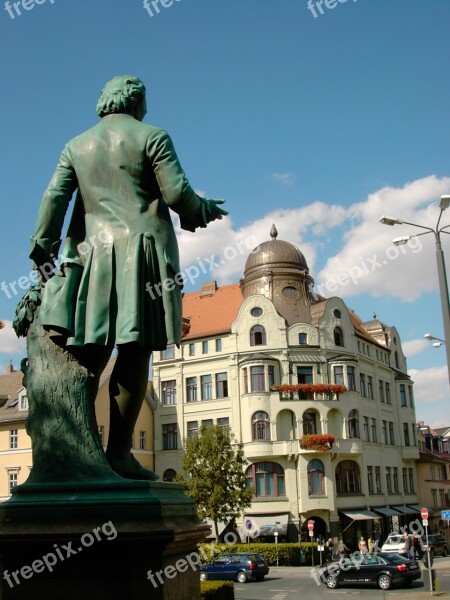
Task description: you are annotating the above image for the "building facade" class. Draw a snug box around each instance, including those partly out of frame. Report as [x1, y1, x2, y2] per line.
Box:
[153, 227, 420, 548]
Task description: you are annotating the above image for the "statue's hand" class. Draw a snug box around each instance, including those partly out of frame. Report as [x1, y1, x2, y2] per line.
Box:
[203, 199, 228, 224]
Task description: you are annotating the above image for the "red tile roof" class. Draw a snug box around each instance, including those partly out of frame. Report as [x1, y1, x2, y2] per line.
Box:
[182, 283, 243, 340]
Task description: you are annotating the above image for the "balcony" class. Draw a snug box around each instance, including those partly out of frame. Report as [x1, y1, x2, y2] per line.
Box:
[245, 440, 298, 459]
[332, 438, 364, 454]
[273, 384, 346, 402]
[401, 445, 420, 460]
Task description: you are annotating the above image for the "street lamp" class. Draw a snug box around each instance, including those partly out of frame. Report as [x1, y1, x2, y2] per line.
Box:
[424, 333, 446, 348]
[380, 195, 450, 385]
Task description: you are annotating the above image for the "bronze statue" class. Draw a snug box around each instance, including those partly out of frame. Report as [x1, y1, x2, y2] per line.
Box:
[18, 75, 227, 483]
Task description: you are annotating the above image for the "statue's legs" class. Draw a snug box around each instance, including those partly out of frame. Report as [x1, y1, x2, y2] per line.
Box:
[105, 342, 158, 480]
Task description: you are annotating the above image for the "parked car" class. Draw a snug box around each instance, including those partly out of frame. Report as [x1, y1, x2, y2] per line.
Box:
[199, 552, 269, 583]
[381, 532, 407, 555]
[422, 532, 449, 558]
[323, 553, 421, 590]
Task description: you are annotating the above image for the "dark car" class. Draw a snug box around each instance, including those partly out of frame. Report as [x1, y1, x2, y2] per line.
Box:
[322, 553, 421, 590]
[422, 533, 449, 558]
[199, 552, 269, 583]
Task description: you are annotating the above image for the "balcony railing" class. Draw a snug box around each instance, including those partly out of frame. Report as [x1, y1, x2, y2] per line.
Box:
[273, 384, 346, 402]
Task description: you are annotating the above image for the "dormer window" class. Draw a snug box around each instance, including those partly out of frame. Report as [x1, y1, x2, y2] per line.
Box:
[250, 325, 266, 346]
[19, 395, 28, 411]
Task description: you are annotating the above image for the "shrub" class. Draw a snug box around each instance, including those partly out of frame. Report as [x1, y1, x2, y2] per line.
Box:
[201, 580, 234, 599]
[198, 542, 320, 566]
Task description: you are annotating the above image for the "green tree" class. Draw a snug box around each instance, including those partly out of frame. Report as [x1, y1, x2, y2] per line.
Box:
[177, 425, 253, 543]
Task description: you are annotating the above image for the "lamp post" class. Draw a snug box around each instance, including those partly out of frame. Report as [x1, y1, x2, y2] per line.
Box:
[424, 333, 446, 348]
[380, 195, 450, 385]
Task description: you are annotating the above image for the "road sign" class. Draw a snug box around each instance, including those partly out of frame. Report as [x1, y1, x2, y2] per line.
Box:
[245, 519, 253, 530]
[423, 519, 428, 527]
[442, 510, 450, 520]
[307, 519, 314, 531]
[421, 508, 429, 520]
[309, 530, 314, 537]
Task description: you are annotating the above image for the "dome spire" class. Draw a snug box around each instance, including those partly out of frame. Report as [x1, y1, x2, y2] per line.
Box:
[270, 224, 278, 240]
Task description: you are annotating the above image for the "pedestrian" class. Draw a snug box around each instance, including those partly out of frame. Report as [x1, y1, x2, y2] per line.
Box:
[403, 533, 413, 560]
[358, 536, 368, 555]
[327, 537, 334, 561]
[413, 532, 423, 560]
[368, 537, 375, 554]
[337, 539, 350, 561]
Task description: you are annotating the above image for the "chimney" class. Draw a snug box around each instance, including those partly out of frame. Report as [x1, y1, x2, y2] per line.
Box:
[201, 281, 217, 297]
[5, 361, 14, 374]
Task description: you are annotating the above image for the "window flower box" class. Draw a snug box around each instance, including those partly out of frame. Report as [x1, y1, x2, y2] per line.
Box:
[273, 384, 346, 401]
[300, 433, 335, 451]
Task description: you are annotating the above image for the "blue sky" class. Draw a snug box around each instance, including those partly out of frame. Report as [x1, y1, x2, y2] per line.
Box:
[1, 0, 450, 426]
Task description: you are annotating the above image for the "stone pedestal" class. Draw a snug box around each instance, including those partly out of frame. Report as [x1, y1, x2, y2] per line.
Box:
[0, 480, 209, 600]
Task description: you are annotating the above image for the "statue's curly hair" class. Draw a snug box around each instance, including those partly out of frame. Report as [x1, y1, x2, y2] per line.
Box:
[96, 75, 146, 118]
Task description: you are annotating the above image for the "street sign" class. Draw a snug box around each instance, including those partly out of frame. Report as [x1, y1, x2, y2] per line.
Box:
[421, 508, 429, 520]
[442, 510, 450, 520]
[423, 519, 428, 527]
[309, 530, 314, 537]
[307, 519, 314, 531]
[245, 519, 253, 530]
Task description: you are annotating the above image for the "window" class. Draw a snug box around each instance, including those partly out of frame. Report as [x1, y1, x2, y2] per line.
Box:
[371, 418, 377, 443]
[251, 307, 263, 317]
[297, 366, 313, 399]
[187, 421, 198, 438]
[379, 380, 385, 403]
[388, 421, 395, 445]
[432, 489, 438, 507]
[335, 460, 361, 494]
[367, 376, 374, 399]
[162, 423, 177, 450]
[98, 425, 104, 446]
[202, 419, 213, 429]
[19, 395, 28, 411]
[360, 374, 366, 397]
[161, 345, 175, 360]
[440, 489, 446, 506]
[334, 366, 344, 386]
[252, 411, 271, 441]
[163, 469, 176, 482]
[268, 365, 275, 388]
[302, 411, 317, 435]
[411, 422, 417, 446]
[186, 377, 197, 402]
[250, 325, 266, 346]
[218, 417, 229, 432]
[375, 466, 381, 493]
[333, 309, 341, 318]
[8, 472, 18, 495]
[363, 416, 369, 442]
[9, 429, 18, 450]
[385, 382, 391, 404]
[299, 333, 308, 344]
[400, 384, 407, 407]
[201, 375, 213, 400]
[367, 466, 374, 493]
[250, 365, 265, 392]
[408, 386, 414, 407]
[395, 351, 399, 369]
[347, 366, 356, 391]
[215, 338, 222, 352]
[430, 465, 436, 480]
[393, 467, 399, 493]
[245, 462, 285, 497]
[382, 420, 388, 445]
[161, 380, 176, 405]
[348, 410, 360, 438]
[202, 340, 209, 354]
[401, 467, 408, 492]
[386, 467, 392, 493]
[333, 327, 344, 346]
[243, 368, 248, 393]
[308, 459, 325, 495]
[403, 422, 410, 446]
[189, 343, 195, 356]
[408, 468, 414, 492]
[215, 372, 228, 398]
[139, 431, 146, 450]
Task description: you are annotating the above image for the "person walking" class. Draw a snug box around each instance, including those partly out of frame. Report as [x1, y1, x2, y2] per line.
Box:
[358, 536, 368, 555]
[337, 539, 350, 561]
[403, 533, 413, 560]
[327, 537, 334, 562]
[368, 537, 375, 554]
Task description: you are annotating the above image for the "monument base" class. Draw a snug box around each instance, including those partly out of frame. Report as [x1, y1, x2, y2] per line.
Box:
[0, 480, 209, 600]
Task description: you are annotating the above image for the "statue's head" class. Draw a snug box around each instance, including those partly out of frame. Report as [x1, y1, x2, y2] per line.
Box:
[96, 75, 147, 120]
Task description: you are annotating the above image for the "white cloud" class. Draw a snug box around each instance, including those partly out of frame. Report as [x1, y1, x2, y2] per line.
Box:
[409, 365, 450, 428]
[316, 175, 450, 301]
[0, 320, 26, 355]
[402, 338, 429, 357]
[271, 172, 296, 186]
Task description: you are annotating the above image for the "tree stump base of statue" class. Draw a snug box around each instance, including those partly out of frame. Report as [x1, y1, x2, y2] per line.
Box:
[0, 481, 209, 600]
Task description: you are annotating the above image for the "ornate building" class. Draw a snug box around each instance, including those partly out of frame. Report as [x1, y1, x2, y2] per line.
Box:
[152, 227, 420, 547]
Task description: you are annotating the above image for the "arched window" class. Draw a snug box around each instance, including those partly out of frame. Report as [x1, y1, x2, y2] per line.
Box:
[335, 460, 361, 494]
[308, 459, 325, 495]
[348, 409, 360, 438]
[250, 325, 267, 346]
[252, 411, 271, 441]
[395, 351, 399, 369]
[163, 469, 176, 482]
[245, 462, 285, 497]
[333, 327, 344, 347]
[302, 411, 317, 435]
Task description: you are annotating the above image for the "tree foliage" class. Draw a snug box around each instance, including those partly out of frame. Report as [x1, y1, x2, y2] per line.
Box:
[177, 425, 253, 542]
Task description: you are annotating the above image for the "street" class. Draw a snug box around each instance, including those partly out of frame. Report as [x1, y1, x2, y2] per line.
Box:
[233, 557, 450, 600]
